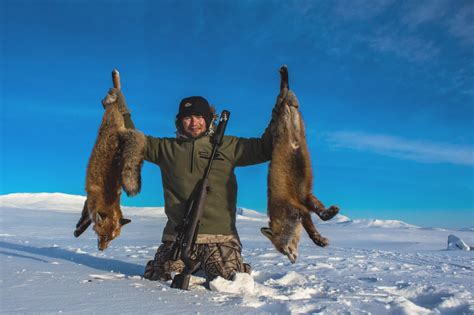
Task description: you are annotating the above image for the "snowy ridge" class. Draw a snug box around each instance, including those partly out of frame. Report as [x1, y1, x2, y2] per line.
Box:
[0, 192, 86, 212]
[0, 193, 262, 220]
[237, 207, 267, 222]
[338, 218, 419, 229]
[0, 192, 167, 217]
[0, 193, 426, 229]
[325, 213, 352, 223]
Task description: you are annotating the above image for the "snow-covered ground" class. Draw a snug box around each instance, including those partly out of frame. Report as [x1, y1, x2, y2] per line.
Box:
[1, 193, 473, 314]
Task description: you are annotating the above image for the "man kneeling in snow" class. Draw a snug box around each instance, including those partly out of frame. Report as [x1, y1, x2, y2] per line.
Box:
[105, 89, 278, 281]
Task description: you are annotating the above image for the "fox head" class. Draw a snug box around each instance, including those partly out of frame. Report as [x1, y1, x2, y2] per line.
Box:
[260, 211, 302, 263]
[93, 212, 131, 251]
[261, 226, 298, 264]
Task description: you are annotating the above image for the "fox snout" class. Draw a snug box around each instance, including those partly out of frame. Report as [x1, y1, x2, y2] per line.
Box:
[97, 235, 111, 251]
[94, 214, 131, 251]
[94, 225, 118, 251]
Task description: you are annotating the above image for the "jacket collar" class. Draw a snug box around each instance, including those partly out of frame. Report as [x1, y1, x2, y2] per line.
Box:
[175, 130, 210, 141]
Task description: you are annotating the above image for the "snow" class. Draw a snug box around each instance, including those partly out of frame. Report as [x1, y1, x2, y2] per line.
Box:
[348, 219, 419, 229]
[447, 234, 471, 251]
[1, 193, 473, 314]
[209, 273, 255, 294]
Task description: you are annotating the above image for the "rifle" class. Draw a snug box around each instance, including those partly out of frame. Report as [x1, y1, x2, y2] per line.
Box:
[170, 110, 231, 290]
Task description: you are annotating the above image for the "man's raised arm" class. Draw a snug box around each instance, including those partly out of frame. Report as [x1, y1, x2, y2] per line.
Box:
[114, 90, 136, 130]
[102, 88, 162, 164]
[232, 93, 283, 167]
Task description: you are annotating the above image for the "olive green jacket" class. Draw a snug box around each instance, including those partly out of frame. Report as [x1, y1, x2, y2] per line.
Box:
[124, 113, 274, 242]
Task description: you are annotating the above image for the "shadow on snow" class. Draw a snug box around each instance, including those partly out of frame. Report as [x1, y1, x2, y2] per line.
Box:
[0, 241, 143, 276]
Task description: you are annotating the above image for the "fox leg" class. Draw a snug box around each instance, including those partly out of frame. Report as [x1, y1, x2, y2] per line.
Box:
[301, 211, 329, 247]
[306, 194, 339, 221]
[74, 200, 92, 237]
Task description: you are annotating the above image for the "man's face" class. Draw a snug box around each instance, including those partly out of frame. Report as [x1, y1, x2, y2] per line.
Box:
[181, 115, 207, 138]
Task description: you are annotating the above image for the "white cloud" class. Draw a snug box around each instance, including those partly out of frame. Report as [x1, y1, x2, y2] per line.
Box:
[400, 0, 450, 28]
[325, 131, 474, 166]
[334, 0, 394, 20]
[367, 33, 440, 62]
[448, 4, 474, 45]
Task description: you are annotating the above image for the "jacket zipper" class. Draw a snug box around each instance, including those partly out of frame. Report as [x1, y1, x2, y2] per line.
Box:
[190, 140, 195, 173]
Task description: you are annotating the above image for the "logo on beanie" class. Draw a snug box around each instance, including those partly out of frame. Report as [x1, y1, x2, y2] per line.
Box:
[184, 102, 192, 107]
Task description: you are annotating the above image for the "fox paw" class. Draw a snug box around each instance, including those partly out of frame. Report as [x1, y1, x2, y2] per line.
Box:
[319, 206, 339, 221]
[285, 91, 299, 108]
[313, 236, 329, 248]
[102, 88, 118, 107]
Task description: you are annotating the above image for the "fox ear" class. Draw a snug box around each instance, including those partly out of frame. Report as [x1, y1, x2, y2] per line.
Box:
[120, 218, 131, 226]
[96, 212, 104, 223]
[260, 227, 273, 240]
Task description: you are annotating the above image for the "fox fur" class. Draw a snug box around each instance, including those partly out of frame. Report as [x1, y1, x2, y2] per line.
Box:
[261, 66, 339, 263]
[74, 90, 146, 251]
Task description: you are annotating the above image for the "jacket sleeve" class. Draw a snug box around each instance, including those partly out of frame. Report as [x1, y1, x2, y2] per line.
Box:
[233, 104, 280, 167]
[123, 113, 136, 129]
[123, 113, 162, 165]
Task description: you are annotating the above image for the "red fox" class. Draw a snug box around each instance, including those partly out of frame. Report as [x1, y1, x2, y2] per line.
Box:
[74, 70, 146, 251]
[261, 66, 339, 263]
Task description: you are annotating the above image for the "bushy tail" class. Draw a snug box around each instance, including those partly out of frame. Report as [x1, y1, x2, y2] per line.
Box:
[119, 130, 146, 196]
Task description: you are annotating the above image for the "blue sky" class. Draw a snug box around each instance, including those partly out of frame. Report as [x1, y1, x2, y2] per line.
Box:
[1, 0, 473, 229]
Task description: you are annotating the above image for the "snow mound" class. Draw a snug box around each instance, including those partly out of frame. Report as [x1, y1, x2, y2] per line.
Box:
[209, 273, 255, 294]
[0, 192, 86, 212]
[382, 283, 474, 314]
[329, 214, 351, 223]
[123, 206, 166, 218]
[236, 207, 267, 222]
[0, 193, 164, 217]
[265, 271, 307, 286]
[314, 213, 416, 228]
[389, 296, 432, 315]
[447, 234, 471, 251]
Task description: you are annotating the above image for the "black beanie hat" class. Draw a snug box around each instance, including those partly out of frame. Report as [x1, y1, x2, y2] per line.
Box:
[176, 96, 213, 128]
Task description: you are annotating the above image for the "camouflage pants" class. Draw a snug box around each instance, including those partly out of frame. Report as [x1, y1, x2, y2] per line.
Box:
[144, 239, 250, 281]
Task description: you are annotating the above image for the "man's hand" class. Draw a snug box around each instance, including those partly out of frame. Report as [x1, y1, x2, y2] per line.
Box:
[271, 89, 298, 121]
[101, 88, 130, 115]
[102, 88, 117, 108]
[285, 90, 299, 108]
